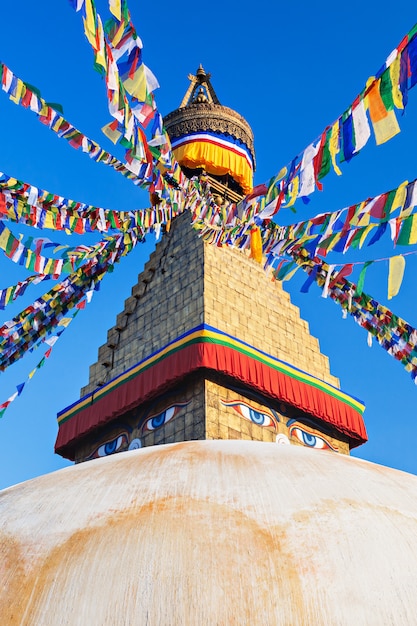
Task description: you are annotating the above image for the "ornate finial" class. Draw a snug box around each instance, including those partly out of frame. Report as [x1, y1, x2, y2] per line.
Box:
[179, 66, 220, 108]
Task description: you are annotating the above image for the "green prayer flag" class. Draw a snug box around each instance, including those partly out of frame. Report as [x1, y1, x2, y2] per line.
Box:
[354, 261, 373, 296]
[317, 129, 331, 180]
[46, 102, 64, 114]
[409, 24, 417, 39]
[379, 69, 395, 111]
[383, 189, 396, 217]
[397, 214, 417, 245]
[275, 261, 296, 281]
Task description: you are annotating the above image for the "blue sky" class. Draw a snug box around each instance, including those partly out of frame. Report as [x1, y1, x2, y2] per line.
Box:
[0, 0, 416, 489]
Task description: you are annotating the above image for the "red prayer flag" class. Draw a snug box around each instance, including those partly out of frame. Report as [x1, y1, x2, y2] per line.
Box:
[329, 264, 354, 289]
[0, 193, 7, 215]
[369, 194, 387, 219]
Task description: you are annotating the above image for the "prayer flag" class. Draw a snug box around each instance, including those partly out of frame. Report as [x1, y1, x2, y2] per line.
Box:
[102, 120, 122, 144]
[249, 226, 263, 263]
[366, 78, 401, 144]
[341, 111, 355, 162]
[329, 121, 342, 175]
[321, 265, 334, 298]
[388, 255, 405, 299]
[389, 53, 404, 109]
[109, 0, 122, 20]
[379, 69, 395, 111]
[352, 99, 371, 152]
[355, 261, 373, 296]
[397, 214, 417, 245]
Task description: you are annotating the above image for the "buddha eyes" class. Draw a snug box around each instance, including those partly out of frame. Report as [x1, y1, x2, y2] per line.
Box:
[221, 400, 276, 428]
[88, 433, 128, 459]
[144, 406, 177, 431]
[142, 402, 190, 432]
[86, 402, 191, 460]
[289, 426, 337, 451]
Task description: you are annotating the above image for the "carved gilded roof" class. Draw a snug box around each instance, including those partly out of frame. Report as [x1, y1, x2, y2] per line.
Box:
[163, 67, 255, 168]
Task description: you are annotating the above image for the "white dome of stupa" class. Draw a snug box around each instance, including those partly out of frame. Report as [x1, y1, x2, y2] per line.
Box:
[1, 440, 417, 625]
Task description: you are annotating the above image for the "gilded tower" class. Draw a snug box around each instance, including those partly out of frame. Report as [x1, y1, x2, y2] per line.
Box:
[55, 69, 366, 462]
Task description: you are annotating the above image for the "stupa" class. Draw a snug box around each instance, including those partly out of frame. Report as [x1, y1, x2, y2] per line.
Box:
[1, 68, 417, 625]
[55, 67, 366, 463]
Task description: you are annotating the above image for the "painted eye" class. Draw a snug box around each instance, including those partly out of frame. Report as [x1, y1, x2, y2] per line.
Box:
[98, 434, 126, 457]
[145, 406, 176, 431]
[142, 402, 190, 432]
[88, 433, 128, 459]
[221, 400, 275, 428]
[289, 426, 337, 451]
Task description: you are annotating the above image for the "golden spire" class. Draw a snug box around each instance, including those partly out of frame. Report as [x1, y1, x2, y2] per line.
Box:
[179, 65, 220, 108]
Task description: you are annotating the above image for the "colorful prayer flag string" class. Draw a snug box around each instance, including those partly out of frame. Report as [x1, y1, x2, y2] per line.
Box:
[0, 61, 154, 188]
[0, 169, 190, 235]
[286, 247, 417, 381]
[244, 23, 417, 216]
[0, 313, 78, 419]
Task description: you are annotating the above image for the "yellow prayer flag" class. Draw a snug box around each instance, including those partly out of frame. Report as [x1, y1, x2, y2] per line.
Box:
[101, 121, 122, 144]
[285, 175, 299, 208]
[39, 103, 49, 116]
[249, 226, 263, 264]
[329, 121, 342, 176]
[44, 212, 55, 230]
[349, 201, 367, 227]
[405, 214, 417, 244]
[9, 79, 24, 104]
[0, 226, 10, 252]
[58, 318, 72, 328]
[5, 287, 14, 305]
[389, 55, 404, 110]
[24, 249, 33, 270]
[391, 180, 408, 215]
[95, 17, 107, 71]
[372, 109, 400, 145]
[109, 0, 122, 20]
[325, 232, 343, 254]
[275, 166, 287, 181]
[356, 209, 371, 228]
[44, 258, 54, 275]
[123, 65, 147, 101]
[110, 18, 125, 47]
[388, 255, 405, 299]
[83, 0, 97, 48]
[358, 224, 376, 249]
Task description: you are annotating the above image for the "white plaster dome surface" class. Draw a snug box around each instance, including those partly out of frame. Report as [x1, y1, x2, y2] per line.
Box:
[1, 440, 417, 625]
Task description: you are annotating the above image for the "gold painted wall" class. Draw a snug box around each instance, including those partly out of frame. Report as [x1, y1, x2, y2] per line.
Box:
[74, 212, 345, 461]
[82, 213, 338, 396]
[75, 374, 349, 462]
